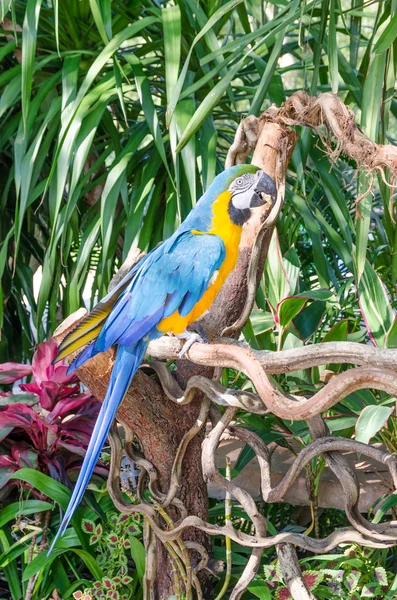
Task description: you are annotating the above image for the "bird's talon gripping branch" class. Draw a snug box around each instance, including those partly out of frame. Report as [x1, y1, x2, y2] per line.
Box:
[187, 322, 210, 344]
[177, 330, 208, 358]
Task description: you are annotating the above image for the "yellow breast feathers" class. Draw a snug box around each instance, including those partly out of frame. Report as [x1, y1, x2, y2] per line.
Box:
[158, 191, 242, 334]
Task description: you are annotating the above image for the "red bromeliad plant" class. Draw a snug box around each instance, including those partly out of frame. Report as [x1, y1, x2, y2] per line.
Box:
[0, 338, 105, 499]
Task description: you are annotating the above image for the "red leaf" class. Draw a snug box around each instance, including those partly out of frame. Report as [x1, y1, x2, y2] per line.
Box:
[60, 411, 100, 442]
[51, 364, 78, 385]
[0, 455, 15, 467]
[303, 571, 323, 590]
[82, 519, 95, 534]
[31, 338, 58, 384]
[47, 393, 93, 421]
[19, 382, 40, 395]
[39, 381, 60, 410]
[57, 441, 86, 457]
[0, 403, 55, 447]
[32, 338, 78, 387]
[0, 362, 32, 384]
[276, 588, 292, 600]
[0, 403, 38, 439]
[0, 455, 17, 489]
[12, 445, 39, 470]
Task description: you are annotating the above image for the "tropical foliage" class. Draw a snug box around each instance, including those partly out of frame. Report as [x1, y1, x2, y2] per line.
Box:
[0, 470, 145, 600]
[0, 338, 104, 496]
[258, 546, 397, 599]
[2, 0, 397, 598]
[1, 0, 396, 361]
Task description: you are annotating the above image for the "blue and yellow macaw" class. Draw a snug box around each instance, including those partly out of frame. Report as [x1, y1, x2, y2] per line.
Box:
[50, 164, 276, 550]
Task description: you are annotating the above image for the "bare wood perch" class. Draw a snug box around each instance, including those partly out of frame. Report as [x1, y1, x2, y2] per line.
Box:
[264, 91, 397, 176]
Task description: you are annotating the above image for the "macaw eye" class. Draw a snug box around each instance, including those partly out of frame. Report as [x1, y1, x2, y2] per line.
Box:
[229, 173, 254, 194]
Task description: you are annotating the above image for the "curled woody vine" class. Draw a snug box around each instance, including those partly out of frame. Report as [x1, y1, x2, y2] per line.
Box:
[55, 92, 397, 600]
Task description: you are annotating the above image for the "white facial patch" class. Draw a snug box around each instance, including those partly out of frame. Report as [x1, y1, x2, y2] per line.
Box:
[231, 189, 255, 210]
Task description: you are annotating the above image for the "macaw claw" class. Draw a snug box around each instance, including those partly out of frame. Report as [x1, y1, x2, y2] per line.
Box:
[177, 325, 209, 358]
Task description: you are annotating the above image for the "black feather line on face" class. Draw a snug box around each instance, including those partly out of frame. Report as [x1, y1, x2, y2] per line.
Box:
[228, 202, 251, 225]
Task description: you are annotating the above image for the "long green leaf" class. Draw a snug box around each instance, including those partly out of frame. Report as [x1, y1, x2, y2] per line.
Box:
[21, 0, 43, 131]
[10, 469, 71, 509]
[356, 50, 387, 278]
[355, 405, 394, 445]
[100, 123, 147, 268]
[358, 261, 394, 347]
[0, 530, 39, 567]
[0, 500, 53, 528]
[166, 0, 243, 126]
[328, 0, 338, 93]
[249, 16, 290, 115]
[125, 53, 172, 179]
[41, 17, 158, 209]
[176, 55, 245, 153]
[129, 537, 145, 583]
[0, 529, 22, 600]
[163, 4, 181, 103]
[373, 12, 397, 54]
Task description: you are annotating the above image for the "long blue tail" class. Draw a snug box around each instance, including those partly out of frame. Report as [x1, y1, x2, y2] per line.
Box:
[48, 340, 148, 554]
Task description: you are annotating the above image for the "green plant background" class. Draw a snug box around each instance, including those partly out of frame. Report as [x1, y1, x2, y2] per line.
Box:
[2, 0, 397, 598]
[1, 0, 396, 361]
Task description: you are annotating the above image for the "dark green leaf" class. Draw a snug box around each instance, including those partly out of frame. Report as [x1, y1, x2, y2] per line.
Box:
[0, 500, 54, 528]
[10, 469, 71, 509]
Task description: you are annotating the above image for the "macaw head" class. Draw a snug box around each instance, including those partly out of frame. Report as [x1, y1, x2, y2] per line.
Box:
[224, 164, 277, 225]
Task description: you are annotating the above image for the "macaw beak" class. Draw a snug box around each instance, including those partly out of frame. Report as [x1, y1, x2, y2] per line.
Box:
[250, 170, 277, 208]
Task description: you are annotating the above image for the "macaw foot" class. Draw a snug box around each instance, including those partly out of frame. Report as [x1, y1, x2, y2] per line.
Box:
[176, 324, 209, 358]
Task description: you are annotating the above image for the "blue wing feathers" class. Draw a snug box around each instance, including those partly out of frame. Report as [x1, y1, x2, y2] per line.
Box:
[163, 289, 183, 318]
[118, 305, 165, 346]
[65, 231, 225, 396]
[94, 232, 225, 353]
[179, 285, 205, 317]
[94, 293, 132, 352]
